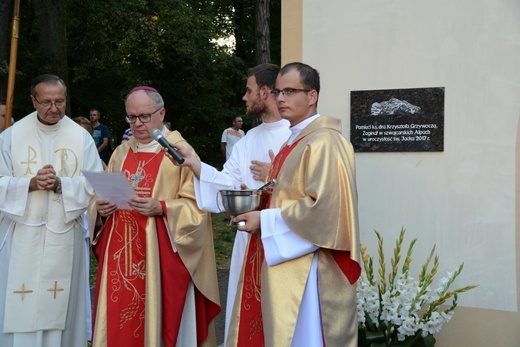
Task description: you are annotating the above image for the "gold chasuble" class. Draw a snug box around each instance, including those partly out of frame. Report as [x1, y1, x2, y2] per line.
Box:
[230, 116, 361, 347]
[230, 137, 301, 347]
[91, 131, 220, 347]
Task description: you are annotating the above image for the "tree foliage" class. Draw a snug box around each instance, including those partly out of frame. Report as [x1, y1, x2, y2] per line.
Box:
[1, 0, 280, 165]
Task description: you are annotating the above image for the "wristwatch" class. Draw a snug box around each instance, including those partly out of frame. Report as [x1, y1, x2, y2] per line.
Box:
[54, 178, 62, 194]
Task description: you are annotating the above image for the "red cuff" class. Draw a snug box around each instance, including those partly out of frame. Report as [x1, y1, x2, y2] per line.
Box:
[160, 201, 167, 218]
[330, 250, 362, 284]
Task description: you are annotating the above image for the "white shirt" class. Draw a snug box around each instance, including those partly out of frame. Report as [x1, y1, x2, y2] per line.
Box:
[195, 118, 291, 344]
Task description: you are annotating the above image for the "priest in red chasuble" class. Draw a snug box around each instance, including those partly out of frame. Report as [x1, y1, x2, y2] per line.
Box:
[90, 86, 220, 347]
[233, 62, 361, 347]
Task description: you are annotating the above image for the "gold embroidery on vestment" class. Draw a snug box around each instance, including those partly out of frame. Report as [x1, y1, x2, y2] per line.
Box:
[243, 238, 263, 310]
[13, 283, 33, 301]
[135, 187, 152, 197]
[21, 146, 37, 176]
[47, 281, 64, 299]
[55, 148, 79, 176]
[111, 210, 145, 331]
[120, 211, 134, 277]
[249, 314, 263, 341]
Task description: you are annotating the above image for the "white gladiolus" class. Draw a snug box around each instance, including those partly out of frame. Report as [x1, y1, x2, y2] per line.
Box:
[357, 229, 478, 346]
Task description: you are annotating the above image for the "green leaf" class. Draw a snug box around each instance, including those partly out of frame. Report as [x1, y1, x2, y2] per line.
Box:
[422, 334, 436, 347]
[365, 331, 386, 343]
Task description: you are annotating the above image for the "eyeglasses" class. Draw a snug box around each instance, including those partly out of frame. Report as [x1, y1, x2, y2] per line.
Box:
[33, 96, 66, 108]
[125, 107, 162, 124]
[270, 88, 311, 98]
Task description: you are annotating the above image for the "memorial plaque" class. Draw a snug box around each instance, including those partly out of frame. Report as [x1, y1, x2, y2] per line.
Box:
[350, 87, 444, 152]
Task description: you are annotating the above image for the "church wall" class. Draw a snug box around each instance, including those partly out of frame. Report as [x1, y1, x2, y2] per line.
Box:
[282, 0, 520, 345]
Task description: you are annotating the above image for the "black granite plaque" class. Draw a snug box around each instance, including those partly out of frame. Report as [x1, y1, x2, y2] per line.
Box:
[350, 87, 444, 152]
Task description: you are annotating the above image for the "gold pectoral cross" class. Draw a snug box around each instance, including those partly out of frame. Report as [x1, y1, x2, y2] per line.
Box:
[13, 283, 33, 301]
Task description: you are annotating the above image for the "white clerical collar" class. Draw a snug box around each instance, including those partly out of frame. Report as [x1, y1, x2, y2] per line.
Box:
[288, 113, 320, 145]
[137, 126, 168, 152]
[136, 140, 158, 153]
[36, 115, 62, 133]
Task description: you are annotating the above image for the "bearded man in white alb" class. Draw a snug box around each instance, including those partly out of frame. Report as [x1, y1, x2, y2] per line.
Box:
[167, 64, 291, 345]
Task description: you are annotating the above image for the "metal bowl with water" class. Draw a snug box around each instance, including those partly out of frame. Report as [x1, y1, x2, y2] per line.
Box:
[218, 180, 276, 227]
[218, 189, 263, 216]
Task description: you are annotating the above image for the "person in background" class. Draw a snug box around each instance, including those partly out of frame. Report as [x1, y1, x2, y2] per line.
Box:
[73, 116, 106, 170]
[164, 63, 291, 345]
[0, 99, 6, 133]
[89, 108, 111, 165]
[220, 116, 245, 160]
[234, 62, 361, 346]
[73, 116, 93, 135]
[0, 74, 104, 347]
[0, 98, 14, 133]
[90, 86, 220, 346]
[121, 127, 133, 143]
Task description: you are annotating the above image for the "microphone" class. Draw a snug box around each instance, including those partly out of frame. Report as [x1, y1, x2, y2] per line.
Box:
[150, 128, 185, 164]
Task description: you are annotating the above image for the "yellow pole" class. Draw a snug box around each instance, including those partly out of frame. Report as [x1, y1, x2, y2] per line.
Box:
[5, 0, 21, 130]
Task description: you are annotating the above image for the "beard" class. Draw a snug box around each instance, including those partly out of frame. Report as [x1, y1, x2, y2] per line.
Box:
[246, 97, 266, 126]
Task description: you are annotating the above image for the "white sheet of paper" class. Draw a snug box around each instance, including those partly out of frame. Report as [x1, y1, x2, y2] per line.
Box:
[82, 170, 136, 210]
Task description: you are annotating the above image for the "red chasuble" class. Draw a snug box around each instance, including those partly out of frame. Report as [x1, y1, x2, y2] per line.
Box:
[236, 139, 303, 346]
[92, 149, 218, 346]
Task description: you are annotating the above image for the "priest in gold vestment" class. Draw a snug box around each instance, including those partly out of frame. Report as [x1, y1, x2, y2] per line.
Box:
[0, 75, 104, 347]
[234, 63, 361, 347]
[90, 86, 220, 347]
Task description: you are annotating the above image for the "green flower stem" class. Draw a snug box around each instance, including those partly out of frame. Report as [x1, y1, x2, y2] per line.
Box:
[358, 229, 478, 346]
[376, 231, 386, 293]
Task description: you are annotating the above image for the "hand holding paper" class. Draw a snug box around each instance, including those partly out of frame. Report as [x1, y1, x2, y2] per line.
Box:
[82, 171, 137, 210]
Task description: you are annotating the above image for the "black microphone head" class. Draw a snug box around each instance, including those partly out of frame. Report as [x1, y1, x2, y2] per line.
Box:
[150, 128, 163, 140]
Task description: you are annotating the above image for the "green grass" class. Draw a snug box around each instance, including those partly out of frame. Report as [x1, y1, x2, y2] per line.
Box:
[211, 212, 235, 269]
[89, 212, 233, 284]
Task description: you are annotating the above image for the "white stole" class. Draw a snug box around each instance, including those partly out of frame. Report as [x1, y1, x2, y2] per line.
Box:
[4, 113, 85, 332]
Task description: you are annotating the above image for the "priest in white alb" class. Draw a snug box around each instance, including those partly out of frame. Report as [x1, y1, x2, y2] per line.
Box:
[0, 74, 104, 347]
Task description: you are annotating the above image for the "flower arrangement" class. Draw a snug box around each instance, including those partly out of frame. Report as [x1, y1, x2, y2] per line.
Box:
[356, 228, 478, 347]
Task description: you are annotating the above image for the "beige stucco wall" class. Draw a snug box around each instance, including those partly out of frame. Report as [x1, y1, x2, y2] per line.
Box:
[282, 0, 520, 345]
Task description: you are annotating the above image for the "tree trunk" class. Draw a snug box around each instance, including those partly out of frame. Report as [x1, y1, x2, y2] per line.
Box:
[255, 0, 270, 64]
[32, 0, 68, 83]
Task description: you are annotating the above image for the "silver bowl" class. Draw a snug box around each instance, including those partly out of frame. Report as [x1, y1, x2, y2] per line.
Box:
[218, 189, 263, 216]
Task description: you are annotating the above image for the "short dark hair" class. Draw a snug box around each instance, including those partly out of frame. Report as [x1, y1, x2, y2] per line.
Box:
[279, 62, 320, 94]
[247, 63, 280, 90]
[30, 74, 67, 97]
